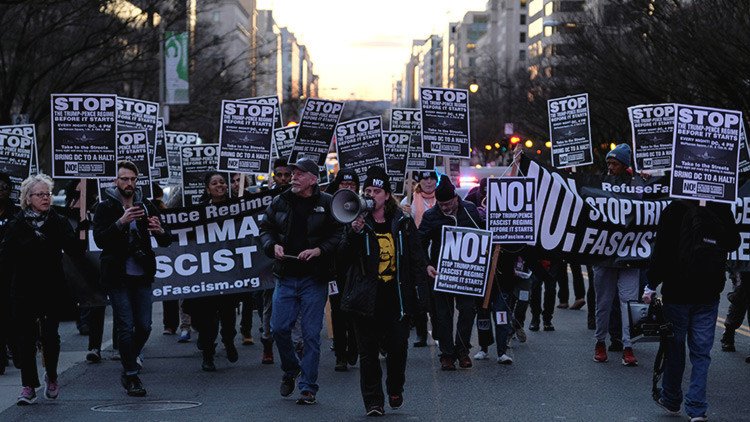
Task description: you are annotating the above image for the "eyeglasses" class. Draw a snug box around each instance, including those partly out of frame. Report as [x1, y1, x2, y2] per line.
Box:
[30, 192, 52, 198]
[118, 177, 138, 182]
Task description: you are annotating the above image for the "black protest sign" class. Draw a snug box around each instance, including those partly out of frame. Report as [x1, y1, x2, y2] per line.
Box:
[87, 190, 278, 301]
[0, 132, 33, 203]
[728, 180, 750, 270]
[519, 153, 671, 266]
[116, 129, 152, 198]
[434, 226, 492, 297]
[273, 125, 298, 160]
[670, 104, 742, 204]
[290, 98, 344, 167]
[335, 116, 386, 181]
[218, 100, 274, 174]
[420, 88, 470, 158]
[548, 93, 593, 168]
[152, 118, 169, 180]
[238, 95, 283, 132]
[164, 130, 199, 185]
[406, 134, 434, 171]
[486, 177, 536, 243]
[390, 108, 421, 132]
[0, 123, 38, 175]
[628, 103, 676, 172]
[382, 131, 410, 194]
[116, 97, 159, 166]
[51, 93, 117, 178]
[181, 144, 219, 206]
[738, 124, 750, 174]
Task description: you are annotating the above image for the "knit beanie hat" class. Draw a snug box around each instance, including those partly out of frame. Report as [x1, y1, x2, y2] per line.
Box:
[362, 166, 391, 193]
[606, 143, 632, 167]
[435, 175, 456, 202]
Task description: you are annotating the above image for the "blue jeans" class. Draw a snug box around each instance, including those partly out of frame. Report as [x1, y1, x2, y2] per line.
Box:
[271, 276, 327, 394]
[661, 301, 719, 418]
[491, 291, 517, 356]
[109, 283, 153, 375]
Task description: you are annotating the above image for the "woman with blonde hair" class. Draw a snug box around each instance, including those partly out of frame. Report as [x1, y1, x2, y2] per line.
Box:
[0, 174, 93, 405]
[399, 171, 438, 228]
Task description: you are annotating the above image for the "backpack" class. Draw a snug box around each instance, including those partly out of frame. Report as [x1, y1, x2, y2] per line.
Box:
[677, 203, 729, 282]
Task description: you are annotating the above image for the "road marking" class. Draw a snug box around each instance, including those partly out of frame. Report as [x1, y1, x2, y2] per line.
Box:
[716, 317, 750, 337]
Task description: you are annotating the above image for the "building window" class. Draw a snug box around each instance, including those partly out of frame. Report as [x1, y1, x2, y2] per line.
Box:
[528, 17, 543, 38]
[520, 14, 526, 25]
[545, 2, 553, 16]
[544, 25, 554, 37]
[519, 32, 526, 43]
[528, 0, 543, 17]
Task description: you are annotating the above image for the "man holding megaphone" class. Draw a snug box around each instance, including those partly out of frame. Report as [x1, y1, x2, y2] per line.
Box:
[337, 166, 429, 417]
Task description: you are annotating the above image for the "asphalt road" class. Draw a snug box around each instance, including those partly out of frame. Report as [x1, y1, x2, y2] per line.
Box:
[1, 292, 749, 421]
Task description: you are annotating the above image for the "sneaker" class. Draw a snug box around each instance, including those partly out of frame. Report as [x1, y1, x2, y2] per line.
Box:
[655, 397, 680, 416]
[225, 342, 239, 363]
[86, 349, 101, 363]
[473, 350, 488, 360]
[622, 347, 638, 366]
[242, 335, 255, 346]
[497, 354, 513, 365]
[388, 393, 403, 409]
[120, 374, 147, 397]
[515, 327, 527, 343]
[594, 341, 608, 362]
[557, 303, 569, 309]
[163, 328, 176, 335]
[366, 405, 385, 416]
[690, 416, 708, 422]
[296, 391, 317, 405]
[111, 350, 121, 360]
[16, 386, 36, 405]
[412, 338, 427, 348]
[529, 318, 540, 332]
[202, 355, 216, 372]
[335, 359, 347, 372]
[721, 331, 735, 352]
[609, 340, 624, 352]
[440, 356, 456, 371]
[570, 298, 586, 310]
[44, 373, 59, 399]
[458, 355, 472, 369]
[280, 371, 299, 397]
[543, 323, 555, 332]
[347, 352, 358, 367]
[178, 330, 191, 343]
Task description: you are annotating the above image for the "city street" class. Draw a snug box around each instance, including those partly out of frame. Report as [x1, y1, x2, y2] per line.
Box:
[1, 293, 748, 421]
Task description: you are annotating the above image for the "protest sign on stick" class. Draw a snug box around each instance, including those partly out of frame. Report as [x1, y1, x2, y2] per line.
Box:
[420, 88, 470, 159]
[335, 116, 386, 181]
[670, 104, 742, 204]
[289, 98, 344, 168]
[434, 226, 493, 297]
[0, 132, 33, 204]
[548, 93, 593, 169]
[383, 131, 410, 194]
[273, 125, 298, 161]
[181, 143, 220, 206]
[218, 100, 274, 175]
[487, 177, 536, 243]
[116, 97, 159, 167]
[628, 103, 676, 172]
[0, 124, 38, 175]
[98, 129, 153, 199]
[164, 130, 199, 185]
[51, 93, 118, 178]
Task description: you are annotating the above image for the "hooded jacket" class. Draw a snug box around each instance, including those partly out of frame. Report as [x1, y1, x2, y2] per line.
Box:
[338, 208, 428, 318]
[93, 187, 172, 287]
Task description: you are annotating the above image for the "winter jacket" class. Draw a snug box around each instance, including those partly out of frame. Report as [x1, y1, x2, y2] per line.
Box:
[259, 185, 343, 280]
[339, 209, 429, 318]
[93, 187, 172, 287]
[418, 200, 484, 268]
[0, 209, 95, 310]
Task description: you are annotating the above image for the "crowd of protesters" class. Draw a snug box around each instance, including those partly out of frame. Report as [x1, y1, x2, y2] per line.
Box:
[0, 146, 747, 420]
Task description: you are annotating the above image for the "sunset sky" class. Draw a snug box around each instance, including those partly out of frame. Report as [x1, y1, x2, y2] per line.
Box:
[257, 0, 488, 101]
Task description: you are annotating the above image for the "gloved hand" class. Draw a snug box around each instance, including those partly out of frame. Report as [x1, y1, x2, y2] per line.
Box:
[642, 286, 656, 304]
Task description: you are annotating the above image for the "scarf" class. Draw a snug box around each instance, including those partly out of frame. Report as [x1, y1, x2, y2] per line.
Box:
[23, 208, 49, 239]
[411, 191, 436, 228]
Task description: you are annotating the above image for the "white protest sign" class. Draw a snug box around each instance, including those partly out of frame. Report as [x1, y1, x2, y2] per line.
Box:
[434, 226, 492, 297]
[487, 177, 536, 243]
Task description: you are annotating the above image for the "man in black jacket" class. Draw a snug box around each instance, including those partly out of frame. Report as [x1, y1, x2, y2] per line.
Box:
[339, 166, 428, 416]
[259, 158, 343, 405]
[419, 175, 484, 370]
[93, 161, 172, 397]
[645, 199, 740, 421]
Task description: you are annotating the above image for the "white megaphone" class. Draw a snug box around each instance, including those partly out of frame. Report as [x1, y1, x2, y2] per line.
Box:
[331, 189, 376, 224]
